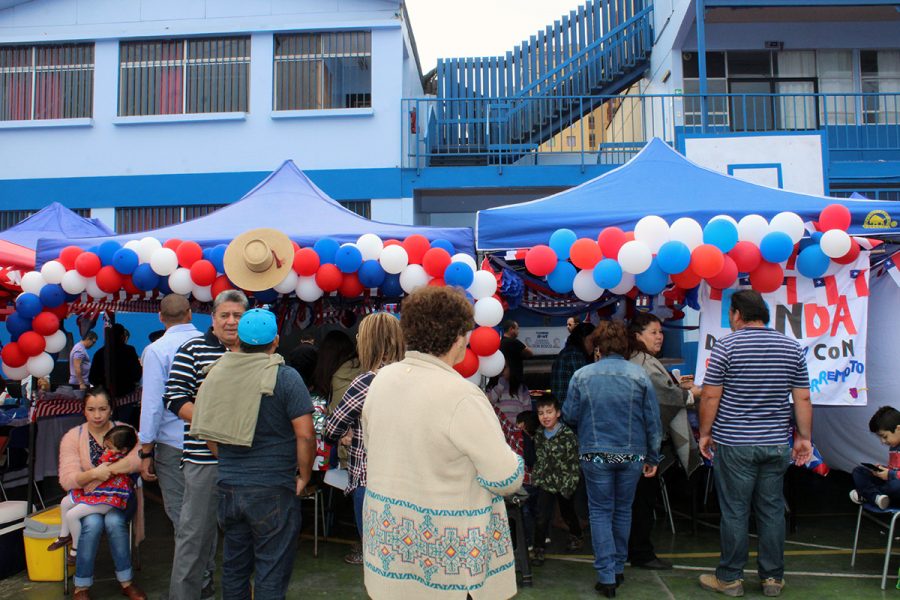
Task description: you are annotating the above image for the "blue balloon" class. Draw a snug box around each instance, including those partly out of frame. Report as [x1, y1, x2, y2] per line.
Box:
[313, 238, 340, 265]
[157, 275, 173, 296]
[87, 245, 100, 255]
[358, 260, 386, 288]
[202, 248, 213, 262]
[549, 229, 578, 261]
[334, 245, 363, 274]
[703, 219, 739, 253]
[759, 231, 794, 263]
[132, 263, 160, 291]
[6, 311, 31, 338]
[430, 239, 455, 254]
[796, 244, 830, 279]
[593, 258, 623, 289]
[380, 273, 403, 297]
[64, 292, 80, 302]
[811, 231, 824, 243]
[444, 262, 474, 289]
[112, 248, 139, 275]
[635, 258, 669, 295]
[254, 289, 278, 304]
[39, 284, 65, 308]
[210, 244, 227, 273]
[656, 241, 691, 275]
[547, 262, 577, 294]
[16, 292, 43, 319]
[98, 241, 122, 266]
[797, 237, 816, 252]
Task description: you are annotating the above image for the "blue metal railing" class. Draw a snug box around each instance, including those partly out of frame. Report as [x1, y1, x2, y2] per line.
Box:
[401, 92, 900, 169]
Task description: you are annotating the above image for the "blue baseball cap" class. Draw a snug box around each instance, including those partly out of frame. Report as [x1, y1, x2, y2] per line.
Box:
[238, 309, 277, 345]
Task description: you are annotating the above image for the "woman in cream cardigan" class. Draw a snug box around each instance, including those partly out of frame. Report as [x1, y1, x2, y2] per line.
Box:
[58, 387, 146, 600]
[362, 286, 524, 599]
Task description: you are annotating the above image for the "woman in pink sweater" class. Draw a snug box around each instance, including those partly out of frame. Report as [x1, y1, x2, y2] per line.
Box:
[58, 387, 146, 600]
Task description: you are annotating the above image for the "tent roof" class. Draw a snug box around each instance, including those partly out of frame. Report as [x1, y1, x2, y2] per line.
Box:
[37, 161, 474, 265]
[475, 138, 900, 251]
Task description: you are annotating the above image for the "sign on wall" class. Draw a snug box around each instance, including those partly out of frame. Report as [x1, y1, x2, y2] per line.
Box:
[695, 253, 869, 406]
[519, 326, 568, 356]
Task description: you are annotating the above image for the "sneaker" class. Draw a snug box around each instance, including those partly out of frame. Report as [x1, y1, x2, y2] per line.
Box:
[567, 535, 584, 552]
[849, 490, 863, 505]
[876, 494, 891, 509]
[532, 548, 545, 567]
[344, 545, 364, 565]
[761, 578, 784, 597]
[698, 573, 744, 597]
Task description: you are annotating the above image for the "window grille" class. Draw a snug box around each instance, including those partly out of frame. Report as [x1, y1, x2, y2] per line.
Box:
[183, 204, 225, 220]
[0, 210, 36, 230]
[340, 201, 370, 219]
[0, 43, 94, 121]
[274, 31, 372, 111]
[118, 37, 249, 116]
[116, 205, 227, 234]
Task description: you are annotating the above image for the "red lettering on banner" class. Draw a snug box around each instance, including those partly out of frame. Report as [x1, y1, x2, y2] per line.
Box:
[831, 296, 857, 336]
[804, 304, 830, 337]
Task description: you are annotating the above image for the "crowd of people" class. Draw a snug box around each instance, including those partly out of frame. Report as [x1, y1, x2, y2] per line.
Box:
[49, 284, 900, 600]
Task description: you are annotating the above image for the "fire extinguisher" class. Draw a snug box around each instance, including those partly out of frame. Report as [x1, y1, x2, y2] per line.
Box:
[409, 108, 417, 134]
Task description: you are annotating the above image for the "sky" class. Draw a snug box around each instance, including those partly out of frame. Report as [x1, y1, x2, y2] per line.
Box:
[405, 0, 586, 73]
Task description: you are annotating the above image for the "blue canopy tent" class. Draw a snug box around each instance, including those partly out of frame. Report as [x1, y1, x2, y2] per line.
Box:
[36, 161, 474, 265]
[476, 138, 900, 251]
[0, 203, 113, 269]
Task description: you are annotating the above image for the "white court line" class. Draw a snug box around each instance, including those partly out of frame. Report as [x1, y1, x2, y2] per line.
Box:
[651, 570, 677, 600]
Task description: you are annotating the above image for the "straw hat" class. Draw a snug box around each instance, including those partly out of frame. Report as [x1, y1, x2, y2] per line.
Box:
[223, 228, 294, 291]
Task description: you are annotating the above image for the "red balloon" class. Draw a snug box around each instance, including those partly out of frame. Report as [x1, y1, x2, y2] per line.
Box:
[338, 273, 364, 298]
[833, 238, 861, 265]
[74, 252, 101, 278]
[293, 248, 320, 277]
[96, 265, 123, 293]
[469, 326, 501, 357]
[1, 342, 26, 368]
[671, 269, 702, 289]
[122, 275, 141, 296]
[707, 255, 738, 289]
[597, 227, 628, 260]
[32, 312, 60, 336]
[211, 275, 236, 299]
[690, 244, 725, 279]
[422, 248, 452, 278]
[383, 239, 402, 247]
[402, 235, 431, 265]
[176, 241, 203, 268]
[47, 303, 69, 321]
[524, 245, 558, 277]
[315, 264, 343, 292]
[819, 204, 852, 232]
[728, 241, 762, 273]
[453, 348, 479, 378]
[427, 278, 446, 287]
[624, 231, 636, 243]
[18, 331, 46, 357]
[750, 261, 784, 293]
[290, 241, 300, 253]
[163, 239, 182, 251]
[58, 246, 84, 270]
[190, 260, 217, 287]
[570, 238, 603, 270]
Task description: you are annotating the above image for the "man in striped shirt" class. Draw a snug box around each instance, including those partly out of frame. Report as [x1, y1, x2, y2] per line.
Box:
[163, 290, 248, 600]
[698, 290, 812, 598]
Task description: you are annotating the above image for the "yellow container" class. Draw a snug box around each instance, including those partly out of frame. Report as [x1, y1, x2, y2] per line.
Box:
[23, 505, 64, 582]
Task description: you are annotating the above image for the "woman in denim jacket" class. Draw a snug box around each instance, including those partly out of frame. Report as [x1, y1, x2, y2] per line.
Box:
[562, 321, 662, 598]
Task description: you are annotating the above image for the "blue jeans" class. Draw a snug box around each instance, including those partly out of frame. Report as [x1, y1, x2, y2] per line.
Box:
[713, 444, 790, 582]
[352, 485, 366, 537]
[582, 460, 642, 585]
[73, 509, 132, 588]
[852, 466, 900, 506]
[217, 484, 301, 600]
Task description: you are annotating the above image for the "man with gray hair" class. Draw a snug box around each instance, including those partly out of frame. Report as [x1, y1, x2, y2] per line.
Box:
[164, 290, 248, 600]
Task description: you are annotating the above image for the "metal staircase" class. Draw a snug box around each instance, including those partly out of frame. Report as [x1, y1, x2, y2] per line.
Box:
[431, 0, 653, 165]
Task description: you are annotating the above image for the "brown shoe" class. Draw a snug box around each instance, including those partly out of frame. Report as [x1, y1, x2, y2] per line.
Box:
[47, 534, 72, 551]
[67, 550, 77, 566]
[120, 584, 147, 600]
[73, 589, 91, 600]
[699, 573, 744, 597]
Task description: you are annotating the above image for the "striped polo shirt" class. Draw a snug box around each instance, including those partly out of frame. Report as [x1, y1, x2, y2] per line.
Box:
[163, 328, 226, 465]
[704, 326, 809, 446]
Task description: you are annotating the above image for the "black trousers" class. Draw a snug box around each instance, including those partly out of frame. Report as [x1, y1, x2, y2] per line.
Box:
[534, 488, 582, 549]
[628, 473, 659, 563]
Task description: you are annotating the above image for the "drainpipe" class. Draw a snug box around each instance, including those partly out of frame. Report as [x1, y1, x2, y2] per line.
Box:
[696, 0, 708, 133]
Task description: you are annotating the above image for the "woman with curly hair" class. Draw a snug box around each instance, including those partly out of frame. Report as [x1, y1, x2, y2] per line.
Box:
[361, 286, 524, 599]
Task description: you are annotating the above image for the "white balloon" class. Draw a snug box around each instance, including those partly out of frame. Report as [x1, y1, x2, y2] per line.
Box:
[40, 261, 66, 285]
[710, 214, 738, 227]
[451, 253, 478, 272]
[473, 297, 504, 328]
[150, 247, 179, 276]
[634, 215, 670, 253]
[26, 352, 54, 378]
[737, 214, 769, 245]
[399, 264, 429, 294]
[356, 234, 384, 261]
[611, 272, 636, 295]
[820, 229, 852, 258]
[295, 276, 323, 302]
[669, 217, 704, 250]
[379, 245, 409, 275]
[138, 237, 162, 264]
[20, 271, 46, 295]
[273, 270, 299, 294]
[61, 270, 88, 295]
[467, 270, 497, 300]
[44, 330, 67, 353]
[2, 363, 28, 380]
[572, 269, 604, 302]
[466, 371, 484, 386]
[478, 350, 506, 378]
[770, 212, 805, 244]
[192, 284, 213, 302]
[124, 240, 142, 253]
[618, 241, 653, 275]
[85, 277, 106, 299]
[168, 268, 194, 295]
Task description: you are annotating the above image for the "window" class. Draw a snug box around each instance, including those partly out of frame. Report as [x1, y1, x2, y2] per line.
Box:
[183, 204, 226, 220]
[118, 37, 249, 116]
[588, 133, 596, 148]
[861, 50, 900, 125]
[0, 43, 93, 121]
[817, 50, 855, 125]
[340, 200, 371, 219]
[682, 52, 728, 129]
[274, 31, 371, 110]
